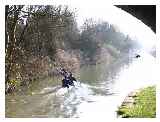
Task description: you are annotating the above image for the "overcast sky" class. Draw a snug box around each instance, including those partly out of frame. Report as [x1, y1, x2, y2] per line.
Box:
[51, 0, 156, 51]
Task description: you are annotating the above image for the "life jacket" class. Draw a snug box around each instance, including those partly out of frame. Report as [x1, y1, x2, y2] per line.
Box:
[62, 78, 69, 88]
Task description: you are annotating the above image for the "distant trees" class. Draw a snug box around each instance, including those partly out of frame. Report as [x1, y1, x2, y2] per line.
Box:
[78, 19, 137, 61]
[79, 19, 101, 60]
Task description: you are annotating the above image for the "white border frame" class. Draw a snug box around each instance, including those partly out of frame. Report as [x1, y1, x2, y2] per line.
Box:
[0, 0, 159, 122]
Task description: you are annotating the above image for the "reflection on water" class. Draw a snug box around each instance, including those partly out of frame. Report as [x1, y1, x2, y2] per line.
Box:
[6, 51, 156, 118]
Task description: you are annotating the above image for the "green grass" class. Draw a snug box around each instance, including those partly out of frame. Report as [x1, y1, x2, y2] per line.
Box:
[117, 86, 156, 118]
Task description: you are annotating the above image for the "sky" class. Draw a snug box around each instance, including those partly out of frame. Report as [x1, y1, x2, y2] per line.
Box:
[51, 0, 156, 52]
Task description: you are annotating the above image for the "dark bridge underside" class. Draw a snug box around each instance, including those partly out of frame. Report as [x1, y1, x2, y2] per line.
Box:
[115, 5, 156, 33]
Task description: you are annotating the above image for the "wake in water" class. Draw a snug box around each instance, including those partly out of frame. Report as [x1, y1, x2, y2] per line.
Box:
[37, 81, 97, 117]
[39, 81, 81, 95]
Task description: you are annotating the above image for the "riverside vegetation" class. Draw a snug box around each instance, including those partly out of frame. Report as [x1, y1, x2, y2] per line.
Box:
[5, 5, 139, 93]
[117, 86, 156, 118]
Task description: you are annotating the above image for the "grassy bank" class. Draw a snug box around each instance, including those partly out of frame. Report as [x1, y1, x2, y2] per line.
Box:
[117, 86, 156, 118]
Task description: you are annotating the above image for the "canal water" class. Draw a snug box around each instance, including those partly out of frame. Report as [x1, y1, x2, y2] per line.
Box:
[6, 50, 156, 118]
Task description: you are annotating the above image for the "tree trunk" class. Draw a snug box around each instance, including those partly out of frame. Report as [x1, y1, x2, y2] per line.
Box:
[6, 6, 23, 82]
